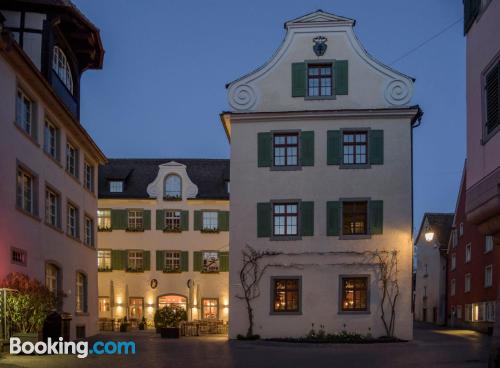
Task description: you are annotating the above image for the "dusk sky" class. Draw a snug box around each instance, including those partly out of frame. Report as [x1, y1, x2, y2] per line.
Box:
[74, 0, 465, 233]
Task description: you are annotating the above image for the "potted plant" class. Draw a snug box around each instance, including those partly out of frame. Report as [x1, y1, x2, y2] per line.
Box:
[119, 316, 129, 332]
[138, 316, 146, 330]
[158, 305, 187, 338]
[154, 309, 162, 333]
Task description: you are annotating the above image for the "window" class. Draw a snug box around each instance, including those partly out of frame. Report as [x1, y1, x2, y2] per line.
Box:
[84, 161, 94, 192]
[44, 120, 58, 159]
[343, 132, 368, 165]
[84, 216, 94, 247]
[272, 278, 300, 313]
[272, 203, 298, 236]
[164, 251, 181, 272]
[450, 279, 456, 296]
[307, 64, 332, 97]
[459, 222, 464, 236]
[202, 211, 219, 231]
[127, 251, 143, 272]
[98, 297, 110, 313]
[129, 298, 143, 319]
[452, 229, 458, 248]
[97, 209, 111, 231]
[457, 304, 462, 319]
[52, 46, 73, 93]
[486, 301, 496, 322]
[465, 273, 471, 293]
[485, 265, 493, 287]
[202, 251, 219, 273]
[11, 247, 27, 266]
[485, 60, 499, 136]
[16, 167, 35, 214]
[66, 142, 78, 178]
[485, 236, 494, 253]
[165, 210, 181, 231]
[75, 272, 87, 313]
[273, 133, 298, 167]
[97, 250, 111, 271]
[451, 253, 456, 271]
[45, 264, 58, 295]
[67, 203, 79, 239]
[341, 277, 369, 312]
[109, 181, 123, 193]
[465, 304, 472, 321]
[15, 89, 33, 136]
[342, 201, 368, 235]
[45, 187, 60, 228]
[164, 175, 181, 199]
[465, 243, 472, 263]
[202, 299, 219, 320]
[466, 302, 496, 322]
[127, 210, 143, 231]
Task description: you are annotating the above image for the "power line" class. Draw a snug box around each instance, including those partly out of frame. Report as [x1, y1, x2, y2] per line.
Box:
[390, 17, 463, 65]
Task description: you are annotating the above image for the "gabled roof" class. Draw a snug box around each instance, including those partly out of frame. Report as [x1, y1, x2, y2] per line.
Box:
[285, 9, 355, 29]
[416, 213, 454, 250]
[98, 159, 230, 200]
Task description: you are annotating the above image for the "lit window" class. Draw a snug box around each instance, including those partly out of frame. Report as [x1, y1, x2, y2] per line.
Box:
[97, 209, 111, 230]
[99, 297, 110, 313]
[273, 133, 298, 167]
[465, 243, 472, 263]
[84, 161, 94, 192]
[165, 210, 181, 231]
[44, 120, 58, 159]
[84, 216, 94, 247]
[164, 175, 181, 199]
[202, 251, 219, 273]
[465, 273, 471, 293]
[307, 64, 332, 97]
[273, 203, 298, 236]
[45, 187, 60, 228]
[127, 210, 144, 231]
[485, 265, 493, 288]
[109, 181, 123, 193]
[52, 46, 73, 93]
[164, 251, 181, 272]
[45, 263, 58, 295]
[97, 250, 111, 271]
[202, 299, 219, 320]
[272, 278, 300, 313]
[343, 132, 367, 165]
[485, 236, 494, 253]
[342, 201, 368, 235]
[202, 211, 219, 231]
[129, 298, 143, 319]
[66, 142, 78, 177]
[76, 272, 87, 313]
[341, 277, 368, 312]
[15, 89, 33, 136]
[16, 168, 34, 214]
[67, 203, 79, 238]
[127, 250, 143, 272]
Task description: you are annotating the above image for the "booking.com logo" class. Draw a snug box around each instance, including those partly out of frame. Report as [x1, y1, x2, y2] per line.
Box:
[10, 337, 136, 358]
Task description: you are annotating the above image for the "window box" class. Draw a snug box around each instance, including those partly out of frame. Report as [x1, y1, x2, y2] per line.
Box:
[201, 228, 220, 234]
[163, 226, 182, 233]
[163, 195, 182, 201]
[98, 226, 112, 232]
[163, 267, 181, 274]
[126, 267, 144, 273]
[201, 270, 220, 274]
[98, 267, 112, 272]
[126, 227, 144, 232]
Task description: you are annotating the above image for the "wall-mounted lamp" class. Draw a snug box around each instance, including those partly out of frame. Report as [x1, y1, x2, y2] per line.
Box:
[424, 224, 434, 242]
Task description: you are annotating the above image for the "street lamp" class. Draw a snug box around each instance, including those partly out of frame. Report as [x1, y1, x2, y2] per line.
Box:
[424, 225, 434, 242]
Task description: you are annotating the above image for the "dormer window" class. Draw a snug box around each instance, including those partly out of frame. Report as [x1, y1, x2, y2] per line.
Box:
[52, 46, 74, 94]
[308, 64, 332, 97]
[109, 181, 123, 193]
[164, 174, 181, 200]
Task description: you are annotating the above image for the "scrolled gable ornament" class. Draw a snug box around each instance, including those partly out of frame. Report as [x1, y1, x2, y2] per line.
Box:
[313, 36, 327, 57]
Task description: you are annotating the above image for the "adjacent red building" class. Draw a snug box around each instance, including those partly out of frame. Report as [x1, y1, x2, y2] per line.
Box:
[447, 167, 499, 333]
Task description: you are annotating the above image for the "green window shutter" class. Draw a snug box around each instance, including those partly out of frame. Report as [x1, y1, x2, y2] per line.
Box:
[369, 130, 384, 165]
[257, 202, 272, 238]
[156, 250, 165, 271]
[123, 251, 129, 270]
[143, 251, 150, 271]
[181, 251, 189, 272]
[111, 250, 124, 270]
[326, 201, 340, 236]
[156, 210, 165, 230]
[291, 62, 306, 97]
[327, 130, 341, 165]
[257, 132, 272, 167]
[370, 200, 384, 235]
[300, 131, 314, 166]
[485, 64, 499, 134]
[219, 251, 229, 272]
[218, 211, 229, 231]
[181, 211, 189, 231]
[194, 211, 202, 231]
[193, 251, 202, 272]
[300, 201, 314, 236]
[143, 210, 151, 230]
[335, 60, 348, 95]
[111, 209, 127, 230]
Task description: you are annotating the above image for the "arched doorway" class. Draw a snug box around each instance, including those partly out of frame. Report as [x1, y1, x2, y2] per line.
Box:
[157, 294, 187, 310]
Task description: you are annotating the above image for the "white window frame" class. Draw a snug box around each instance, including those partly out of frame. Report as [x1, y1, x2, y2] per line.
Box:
[127, 210, 144, 230]
[45, 187, 59, 227]
[485, 236, 494, 253]
[84, 216, 94, 247]
[164, 251, 181, 272]
[127, 250, 143, 271]
[15, 88, 32, 135]
[99, 297, 110, 313]
[485, 264, 493, 288]
[66, 142, 78, 177]
[165, 210, 181, 231]
[84, 161, 94, 192]
[164, 174, 182, 199]
[202, 211, 219, 231]
[76, 272, 86, 313]
[44, 120, 58, 159]
[459, 222, 464, 236]
[45, 264, 58, 295]
[465, 243, 472, 263]
[17, 168, 34, 214]
[109, 181, 123, 193]
[98, 250, 112, 271]
[52, 46, 74, 94]
[465, 273, 471, 293]
[97, 209, 111, 230]
[67, 203, 78, 238]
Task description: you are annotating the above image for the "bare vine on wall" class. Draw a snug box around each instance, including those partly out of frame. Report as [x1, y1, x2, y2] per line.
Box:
[236, 245, 401, 338]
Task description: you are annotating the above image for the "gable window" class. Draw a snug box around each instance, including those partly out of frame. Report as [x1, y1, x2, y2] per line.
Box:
[450, 279, 456, 296]
[84, 161, 94, 192]
[66, 142, 78, 178]
[465, 273, 471, 293]
[97, 209, 111, 231]
[342, 201, 368, 235]
[109, 181, 123, 193]
[76, 272, 87, 313]
[99, 297, 110, 313]
[273, 203, 298, 236]
[84, 216, 94, 247]
[273, 133, 298, 167]
[485, 236, 494, 253]
[164, 251, 181, 272]
[485, 265, 493, 288]
[127, 250, 143, 272]
[485, 59, 499, 137]
[202, 298, 219, 320]
[45, 263, 59, 295]
[44, 120, 58, 159]
[165, 210, 181, 231]
[11, 247, 27, 266]
[45, 187, 60, 228]
[67, 203, 79, 239]
[202, 211, 219, 231]
[202, 251, 219, 273]
[15, 89, 33, 137]
[52, 46, 74, 94]
[451, 253, 456, 271]
[465, 243, 472, 263]
[164, 175, 182, 200]
[127, 210, 144, 231]
[98, 250, 111, 271]
[343, 132, 368, 165]
[16, 167, 34, 215]
[341, 276, 369, 312]
[308, 64, 332, 97]
[272, 277, 300, 313]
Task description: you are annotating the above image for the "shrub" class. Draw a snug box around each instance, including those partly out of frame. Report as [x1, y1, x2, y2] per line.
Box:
[156, 305, 187, 328]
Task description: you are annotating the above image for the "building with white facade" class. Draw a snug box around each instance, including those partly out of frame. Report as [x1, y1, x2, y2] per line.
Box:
[221, 10, 422, 340]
